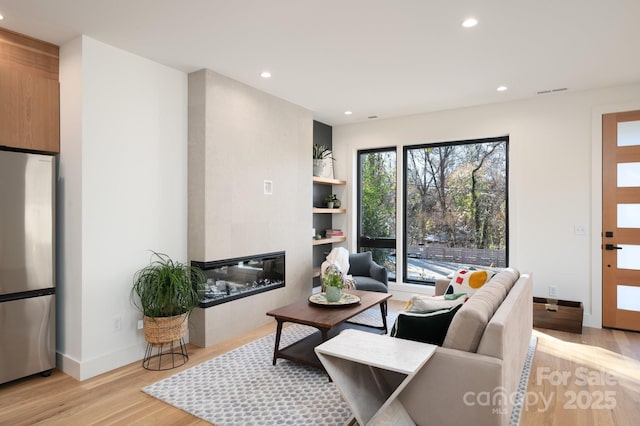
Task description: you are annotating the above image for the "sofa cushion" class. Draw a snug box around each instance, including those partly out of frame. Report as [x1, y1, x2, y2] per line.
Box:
[391, 304, 462, 345]
[442, 282, 506, 352]
[349, 252, 373, 276]
[445, 269, 495, 297]
[353, 276, 387, 293]
[403, 293, 467, 313]
[488, 267, 520, 293]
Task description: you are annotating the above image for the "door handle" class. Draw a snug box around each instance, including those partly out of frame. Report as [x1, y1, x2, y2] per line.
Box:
[605, 244, 622, 250]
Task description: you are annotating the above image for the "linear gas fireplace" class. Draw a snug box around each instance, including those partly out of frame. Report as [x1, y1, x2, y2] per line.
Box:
[192, 251, 285, 308]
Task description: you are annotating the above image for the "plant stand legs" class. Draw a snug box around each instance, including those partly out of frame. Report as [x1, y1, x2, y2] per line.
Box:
[142, 338, 189, 370]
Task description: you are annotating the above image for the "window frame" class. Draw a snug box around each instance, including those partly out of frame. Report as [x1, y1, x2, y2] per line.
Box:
[402, 136, 509, 285]
[356, 147, 397, 281]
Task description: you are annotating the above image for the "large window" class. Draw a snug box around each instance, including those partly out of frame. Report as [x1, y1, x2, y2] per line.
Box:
[357, 148, 397, 280]
[403, 137, 508, 284]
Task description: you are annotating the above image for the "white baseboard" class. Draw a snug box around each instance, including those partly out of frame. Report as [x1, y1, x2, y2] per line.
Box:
[57, 341, 147, 381]
[56, 352, 81, 380]
[582, 312, 601, 329]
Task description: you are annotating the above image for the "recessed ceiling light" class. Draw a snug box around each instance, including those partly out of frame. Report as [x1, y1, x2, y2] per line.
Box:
[497, 86, 508, 92]
[260, 71, 271, 78]
[344, 111, 353, 115]
[461, 17, 478, 28]
[0, 14, 4, 20]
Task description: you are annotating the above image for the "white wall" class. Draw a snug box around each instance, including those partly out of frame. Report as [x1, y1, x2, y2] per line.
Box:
[333, 83, 640, 328]
[58, 36, 188, 380]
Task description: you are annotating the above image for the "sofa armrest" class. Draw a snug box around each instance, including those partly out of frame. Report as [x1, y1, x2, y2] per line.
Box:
[435, 278, 449, 296]
[369, 262, 388, 286]
[399, 347, 507, 426]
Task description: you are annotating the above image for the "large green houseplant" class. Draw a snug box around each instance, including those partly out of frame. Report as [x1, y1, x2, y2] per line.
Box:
[131, 252, 207, 345]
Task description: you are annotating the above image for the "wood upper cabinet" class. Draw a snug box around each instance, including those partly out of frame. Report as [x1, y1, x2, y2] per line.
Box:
[0, 28, 60, 153]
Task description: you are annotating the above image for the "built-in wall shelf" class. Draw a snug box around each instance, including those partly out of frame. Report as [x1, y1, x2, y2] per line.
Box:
[313, 176, 347, 186]
[312, 236, 347, 246]
[312, 207, 347, 214]
[312, 170, 346, 284]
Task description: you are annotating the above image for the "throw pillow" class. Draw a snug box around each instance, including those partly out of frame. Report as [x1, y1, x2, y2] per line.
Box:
[445, 269, 496, 297]
[403, 293, 467, 313]
[390, 304, 462, 346]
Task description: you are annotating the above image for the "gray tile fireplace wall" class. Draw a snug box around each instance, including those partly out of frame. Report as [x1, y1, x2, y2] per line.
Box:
[187, 69, 312, 347]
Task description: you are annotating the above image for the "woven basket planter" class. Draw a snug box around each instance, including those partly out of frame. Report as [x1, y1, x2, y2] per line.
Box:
[143, 313, 188, 345]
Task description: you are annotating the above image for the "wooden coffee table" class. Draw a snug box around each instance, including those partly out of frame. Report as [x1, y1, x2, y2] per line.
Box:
[266, 290, 391, 370]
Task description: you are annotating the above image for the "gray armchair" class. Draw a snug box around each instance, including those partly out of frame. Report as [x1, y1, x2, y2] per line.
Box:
[348, 252, 388, 293]
[348, 251, 389, 318]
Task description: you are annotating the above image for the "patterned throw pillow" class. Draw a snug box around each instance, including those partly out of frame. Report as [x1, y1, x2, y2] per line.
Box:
[403, 293, 467, 313]
[445, 269, 496, 297]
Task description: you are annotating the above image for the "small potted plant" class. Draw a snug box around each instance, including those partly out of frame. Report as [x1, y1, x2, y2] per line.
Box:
[322, 264, 344, 302]
[313, 144, 334, 177]
[131, 252, 207, 346]
[324, 194, 337, 208]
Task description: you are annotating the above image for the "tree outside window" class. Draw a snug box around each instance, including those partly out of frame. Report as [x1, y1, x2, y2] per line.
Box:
[403, 137, 508, 284]
[358, 148, 397, 280]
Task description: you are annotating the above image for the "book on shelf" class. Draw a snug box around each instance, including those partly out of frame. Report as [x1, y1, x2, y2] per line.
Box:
[325, 229, 344, 237]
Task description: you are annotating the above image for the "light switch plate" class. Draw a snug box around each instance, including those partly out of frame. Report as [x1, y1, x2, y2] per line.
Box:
[264, 180, 273, 195]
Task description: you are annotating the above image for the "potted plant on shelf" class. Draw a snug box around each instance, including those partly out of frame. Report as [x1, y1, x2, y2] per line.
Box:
[324, 194, 338, 208]
[313, 144, 334, 177]
[322, 264, 344, 302]
[131, 252, 207, 346]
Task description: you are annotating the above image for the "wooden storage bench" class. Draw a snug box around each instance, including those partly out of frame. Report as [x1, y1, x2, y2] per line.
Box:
[533, 297, 583, 333]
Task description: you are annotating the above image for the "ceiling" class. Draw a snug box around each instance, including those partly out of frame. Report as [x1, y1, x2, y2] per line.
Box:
[1, 0, 639, 126]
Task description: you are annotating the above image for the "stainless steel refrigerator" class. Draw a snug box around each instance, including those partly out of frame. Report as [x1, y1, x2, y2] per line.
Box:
[0, 149, 56, 385]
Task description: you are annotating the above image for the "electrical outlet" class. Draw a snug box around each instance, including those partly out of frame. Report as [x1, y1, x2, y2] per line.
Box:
[137, 319, 144, 330]
[574, 224, 586, 235]
[548, 286, 557, 297]
[112, 316, 122, 331]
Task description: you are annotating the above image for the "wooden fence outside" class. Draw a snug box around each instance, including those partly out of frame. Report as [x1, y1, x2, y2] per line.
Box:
[411, 246, 507, 268]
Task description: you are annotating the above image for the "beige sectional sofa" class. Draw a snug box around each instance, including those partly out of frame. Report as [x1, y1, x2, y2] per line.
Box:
[398, 268, 533, 426]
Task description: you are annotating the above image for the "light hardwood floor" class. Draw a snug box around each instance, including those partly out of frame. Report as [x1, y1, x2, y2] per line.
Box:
[521, 326, 640, 426]
[1, 300, 639, 425]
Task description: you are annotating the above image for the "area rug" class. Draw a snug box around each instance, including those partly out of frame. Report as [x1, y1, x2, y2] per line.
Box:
[142, 308, 391, 425]
[510, 335, 538, 426]
[143, 310, 537, 425]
